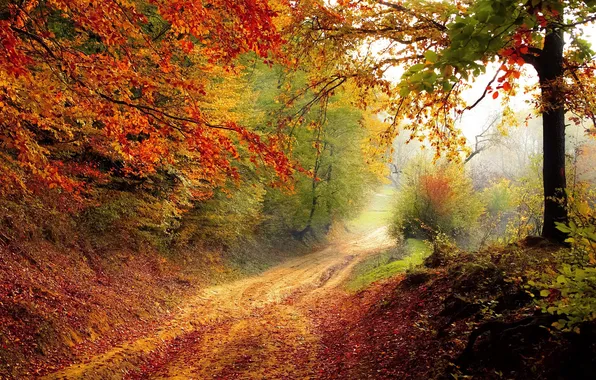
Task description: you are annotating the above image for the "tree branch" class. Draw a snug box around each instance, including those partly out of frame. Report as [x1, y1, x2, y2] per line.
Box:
[464, 114, 500, 164]
[11, 26, 57, 59]
[465, 69, 500, 111]
[377, 0, 448, 32]
[559, 15, 596, 29]
[96, 92, 236, 133]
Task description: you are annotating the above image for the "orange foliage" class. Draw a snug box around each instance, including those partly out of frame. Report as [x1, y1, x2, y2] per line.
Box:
[0, 0, 291, 203]
[420, 174, 453, 217]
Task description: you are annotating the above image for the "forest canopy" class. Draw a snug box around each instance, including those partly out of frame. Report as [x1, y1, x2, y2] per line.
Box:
[1, 0, 595, 244]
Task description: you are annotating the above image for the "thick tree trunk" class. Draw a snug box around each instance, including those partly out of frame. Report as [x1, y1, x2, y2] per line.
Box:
[537, 25, 568, 243]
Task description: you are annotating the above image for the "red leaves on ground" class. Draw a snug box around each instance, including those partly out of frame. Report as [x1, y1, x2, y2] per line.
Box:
[0, 242, 201, 379]
[308, 273, 467, 379]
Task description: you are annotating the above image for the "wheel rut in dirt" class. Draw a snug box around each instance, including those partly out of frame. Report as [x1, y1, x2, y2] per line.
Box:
[45, 227, 393, 379]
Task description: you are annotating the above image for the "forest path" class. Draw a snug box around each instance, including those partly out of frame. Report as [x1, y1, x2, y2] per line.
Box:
[46, 227, 393, 379]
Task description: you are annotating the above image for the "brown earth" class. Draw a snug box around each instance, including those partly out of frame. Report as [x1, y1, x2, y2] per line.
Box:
[44, 227, 394, 379]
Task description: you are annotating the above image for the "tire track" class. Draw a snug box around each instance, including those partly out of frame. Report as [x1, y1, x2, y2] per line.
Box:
[45, 227, 393, 379]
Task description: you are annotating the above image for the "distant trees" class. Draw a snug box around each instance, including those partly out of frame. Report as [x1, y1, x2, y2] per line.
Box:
[137, 63, 386, 249]
[245, 65, 384, 240]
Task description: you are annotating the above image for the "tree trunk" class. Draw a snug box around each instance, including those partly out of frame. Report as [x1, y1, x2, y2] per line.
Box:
[300, 128, 325, 238]
[537, 24, 568, 243]
[325, 145, 334, 231]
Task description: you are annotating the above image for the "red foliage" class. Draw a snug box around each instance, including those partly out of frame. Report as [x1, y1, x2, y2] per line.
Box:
[420, 174, 453, 216]
[309, 274, 464, 379]
[0, 242, 199, 378]
[0, 0, 292, 204]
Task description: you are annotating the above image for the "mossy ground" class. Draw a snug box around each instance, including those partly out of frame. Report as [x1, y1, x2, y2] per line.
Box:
[346, 238, 431, 291]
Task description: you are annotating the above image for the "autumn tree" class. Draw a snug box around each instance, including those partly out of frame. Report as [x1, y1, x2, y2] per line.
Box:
[430, 0, 596, 242]
[242, 63, 384, 239]
[0, 0, 291, 214]
[391, 154, 484, 242]
[287, 0, 596, 243]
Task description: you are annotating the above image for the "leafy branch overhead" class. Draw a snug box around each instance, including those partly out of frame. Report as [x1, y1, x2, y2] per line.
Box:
[0, 0, 293, 203]
[1, 0, 596, 243]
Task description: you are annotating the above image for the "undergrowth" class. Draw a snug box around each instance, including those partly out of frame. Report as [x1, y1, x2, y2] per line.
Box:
[317, 234, 596, 379]
[346, 238, 431, 291]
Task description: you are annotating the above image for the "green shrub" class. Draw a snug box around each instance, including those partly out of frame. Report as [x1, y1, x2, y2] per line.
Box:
[530, 186, 596, 331]
[390, 155, 484, 242]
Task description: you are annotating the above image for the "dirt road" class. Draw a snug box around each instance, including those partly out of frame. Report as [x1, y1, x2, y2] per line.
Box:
[46, 227, 393, 379]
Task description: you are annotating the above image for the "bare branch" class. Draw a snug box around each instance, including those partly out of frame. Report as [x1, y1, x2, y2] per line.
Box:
[465, 69, 501, 111]
[464, 114, 500, 164]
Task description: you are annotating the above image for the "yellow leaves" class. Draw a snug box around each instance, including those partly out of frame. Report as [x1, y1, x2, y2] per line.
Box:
[495, 106, 522, 136]
[0, 0, 294, 204]
[576, 201, 592, 219]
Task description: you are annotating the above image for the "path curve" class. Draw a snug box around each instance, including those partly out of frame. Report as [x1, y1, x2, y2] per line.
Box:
[46, 227, 393, 379]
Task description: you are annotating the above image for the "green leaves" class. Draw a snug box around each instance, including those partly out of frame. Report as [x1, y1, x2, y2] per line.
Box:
[424, 51, 438, 64]
[399, 86, 411, 98]
[556, 215, 596, 254]
[532, 263, 596, 331]
[442, 0, 529, 71]
[400, 52, 443, 94]
[568, 37, 595, 64]
[555, 221, 572, 234]
[409, 63, 426, 73]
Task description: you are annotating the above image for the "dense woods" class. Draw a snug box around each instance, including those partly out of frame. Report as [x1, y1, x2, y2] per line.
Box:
[1, 0, 595, 379]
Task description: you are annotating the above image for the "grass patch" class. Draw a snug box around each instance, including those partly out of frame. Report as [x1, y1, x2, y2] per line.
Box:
[348, 186, 396, 231]
[349, 209, 393, 230]
[346, 239, 431, 291]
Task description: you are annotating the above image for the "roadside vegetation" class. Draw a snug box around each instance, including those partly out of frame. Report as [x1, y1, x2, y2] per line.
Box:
[346, 239, 431, 292]
[325, 116, 596, 379]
